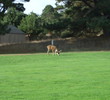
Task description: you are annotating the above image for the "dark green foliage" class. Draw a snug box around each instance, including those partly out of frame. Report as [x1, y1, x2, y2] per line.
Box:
[61, 29, 73, 38]
[3, 7, 25, 27]
[0, 0, 29, 35]
[0, 0, 30, 15]
[41, 5, 62, 35]
[0, 23, 9, 34]
[19, 12, 42, 40]
[56, 0, 110, 37]
[1, 0, 110, 38]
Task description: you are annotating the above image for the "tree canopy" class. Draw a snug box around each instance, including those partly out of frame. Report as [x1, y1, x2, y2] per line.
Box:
[0, 0, 30, 34]
[0, 0, 30, 16]
[56, 0, 110, 36]
[3, 7, 25, 27]
[41, 5, 61, 32]
[18, 12, 42, 40]
[1, 0, 110, 39]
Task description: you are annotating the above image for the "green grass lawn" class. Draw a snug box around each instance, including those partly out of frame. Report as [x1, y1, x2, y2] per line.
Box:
[0, 52, 110, 100]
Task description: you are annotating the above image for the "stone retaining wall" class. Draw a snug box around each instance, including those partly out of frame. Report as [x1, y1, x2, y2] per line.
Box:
[0, 37, 110, 54]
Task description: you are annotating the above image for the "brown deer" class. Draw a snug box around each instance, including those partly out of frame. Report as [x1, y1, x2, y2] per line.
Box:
[47, 45, 61, 55]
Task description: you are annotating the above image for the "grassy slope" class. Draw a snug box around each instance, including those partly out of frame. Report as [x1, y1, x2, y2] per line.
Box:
[0, 52, 110, 100]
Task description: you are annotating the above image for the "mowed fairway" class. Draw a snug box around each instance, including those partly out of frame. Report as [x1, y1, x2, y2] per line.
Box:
[0, 52, 110, 100]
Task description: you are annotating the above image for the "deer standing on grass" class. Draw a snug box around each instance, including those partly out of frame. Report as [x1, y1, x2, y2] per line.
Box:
[47, 45, 61, 55]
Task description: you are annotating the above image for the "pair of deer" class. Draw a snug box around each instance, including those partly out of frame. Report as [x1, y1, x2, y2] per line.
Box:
[47, 45, 61, 56]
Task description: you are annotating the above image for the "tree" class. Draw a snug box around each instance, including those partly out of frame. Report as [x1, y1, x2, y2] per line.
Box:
[3, 7, 25, 27]
[19, 12, 42, 40]
[0, 18, 9, 34]
[41, 5, 61, 37]
[0, 0, 30, 16]
[56, 0, 110, 37]
[0, 0, 30, 34]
